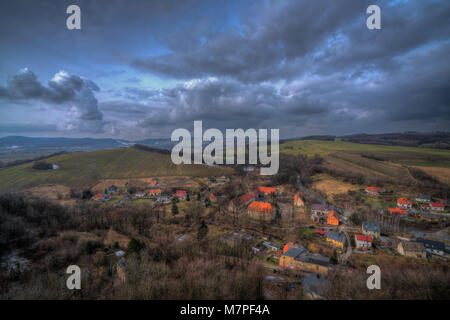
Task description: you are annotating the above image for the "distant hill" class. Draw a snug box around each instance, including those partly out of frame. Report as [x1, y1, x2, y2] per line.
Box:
[0, 146, 233, 192]
[340, 132, 450, 149]
[0, 136, 174, 163]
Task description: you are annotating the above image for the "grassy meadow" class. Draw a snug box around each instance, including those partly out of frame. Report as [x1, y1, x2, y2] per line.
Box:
[0, 147, 233, 192]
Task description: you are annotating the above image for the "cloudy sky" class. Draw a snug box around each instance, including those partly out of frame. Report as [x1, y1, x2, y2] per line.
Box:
[0, 0, 449, 140]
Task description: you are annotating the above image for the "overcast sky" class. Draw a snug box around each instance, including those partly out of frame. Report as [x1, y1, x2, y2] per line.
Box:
[0, 0, 449, 140]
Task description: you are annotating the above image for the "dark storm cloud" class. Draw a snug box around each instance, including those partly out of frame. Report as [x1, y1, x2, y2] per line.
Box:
[1, 0, 449, 139]
[0, 68, 103, 121]
[133, 77, 330, 137]
[132, 0, 450, 83]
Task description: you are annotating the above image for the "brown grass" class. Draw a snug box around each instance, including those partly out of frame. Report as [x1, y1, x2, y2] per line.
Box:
[414, 166, 450, 185]
[312, 174, 360, 201]
[28, 184, 71, 200]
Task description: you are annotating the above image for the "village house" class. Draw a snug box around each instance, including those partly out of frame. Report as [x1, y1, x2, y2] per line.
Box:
[311, 204, 334, 215]
[397, 198, 413, 209]
[262, 241, 281, 251]
[134, 192, 146, 199]
[379, 236, 390, 248]
[327, 210, 339, 226]
[279, 245, 329, 275]
[415, 195, 431, 204]
[416, 238, 446, 256]
[362, 221, 380, 238]
[257, 186, 277, 196]
[156, 195, 171, 204]
[147, 188, 161, 197]
[311, 213, 320, 223]
[208, 193, 217, 202]
[355, 234, 373, 249]
[247, 201, 274, 220]
[94, 193, 110, 201]
[326, 231, 345, 249]
[294, 193, 305, 207]
[175, 190, 187, 200]
[389, 208, 408, 215]
[239, 191, 256, 205]
[397, 241, 427, 258]
[429, 202, 445, 212]
[365, 186, 380, 197]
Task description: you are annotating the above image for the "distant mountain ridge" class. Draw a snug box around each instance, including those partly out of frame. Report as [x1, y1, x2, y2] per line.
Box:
[0, 136, 175, 163]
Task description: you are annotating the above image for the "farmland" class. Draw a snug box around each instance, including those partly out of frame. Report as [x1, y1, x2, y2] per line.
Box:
[0, 146, 233, 192]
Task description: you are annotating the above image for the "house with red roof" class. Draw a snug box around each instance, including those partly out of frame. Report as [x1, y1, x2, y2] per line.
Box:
[147, 189, 161, 197]
[315, 229, 327, 236]
[247, 201, 273, 220]
[389, 208, 408, 215]
[355, 234, 373, 249]
[397, 198, 413, 209]
[430, 202, 445, 212]
[257, 186, 277, 195]
[239, 191, 256, 205]
[209, 193, 217, 202]
[365, 186, 380, 197]
[175, 190, 187, 200]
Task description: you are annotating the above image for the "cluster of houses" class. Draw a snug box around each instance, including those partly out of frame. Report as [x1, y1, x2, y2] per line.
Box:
[310, 204, 339, 226]
[230, 186, 279, 220]
[279, 242, 330, 275]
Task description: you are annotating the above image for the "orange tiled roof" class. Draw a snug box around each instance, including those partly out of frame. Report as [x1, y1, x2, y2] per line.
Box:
[257, 186, 276, 194]
[389, 208, 407, 215]
[148, 189, 161, 194]
[397, 198, 412, 205]
[248, 201, 273, 213]
[366, 187, 380, 192]
[327, 210, 339, 226]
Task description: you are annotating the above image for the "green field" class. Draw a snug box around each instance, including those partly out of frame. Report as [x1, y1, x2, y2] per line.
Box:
[0, 147, 233, 192]
[280, 139, 450, 159]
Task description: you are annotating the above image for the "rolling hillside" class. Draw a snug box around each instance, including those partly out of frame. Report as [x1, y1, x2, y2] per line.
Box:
[280, 139, 450, 159]
[280, 139, 450, 186]
[0, 147, 233, 192]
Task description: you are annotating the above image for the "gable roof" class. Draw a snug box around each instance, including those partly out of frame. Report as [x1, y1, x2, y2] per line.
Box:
[397, 198, 412, 205]
[175, 190, 187, 197]
[389, 208, 408, 214]
[311, 204, 334, 211]
[248, 201, 273, 213]
[326, 231, 345, 243]
[365, 187, 380, 192]
[355, 234, 373, 242]
[363, 221, 380, 233]
[239, 191, 255, 204]
[430, 202, 444, 208]
[257, 186, 277, 194]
